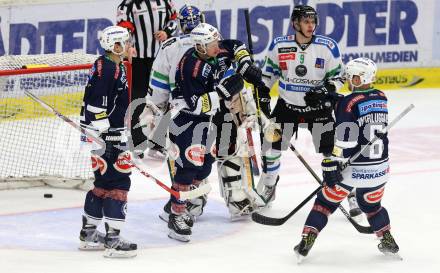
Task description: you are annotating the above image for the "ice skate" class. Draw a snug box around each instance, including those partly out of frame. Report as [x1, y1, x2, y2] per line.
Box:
[168, 212, 192, 242]
[347, 192, 363, 223]
[378, 231, 402, 260]
[294, 232, 317, 264]
[159, 199, 194, 227]
[78, 216, 105, 251]
[103, 223, 137, 258]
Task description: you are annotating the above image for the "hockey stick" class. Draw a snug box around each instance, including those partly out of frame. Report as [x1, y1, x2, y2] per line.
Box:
[24, 90, 211, 200]
[251, 104, 415, 226]
[288, 144, 373, 234]
[243, 9, 261, 176]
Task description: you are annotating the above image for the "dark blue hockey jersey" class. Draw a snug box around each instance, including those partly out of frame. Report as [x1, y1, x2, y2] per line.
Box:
[80, 55, 129, 133]
[333, 89, 389, 165]
[171, 39, 250, 117]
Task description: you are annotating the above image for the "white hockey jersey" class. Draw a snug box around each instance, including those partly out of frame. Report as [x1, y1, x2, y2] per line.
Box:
[147, 34, 192, 108]
[262, 34, 344, 107]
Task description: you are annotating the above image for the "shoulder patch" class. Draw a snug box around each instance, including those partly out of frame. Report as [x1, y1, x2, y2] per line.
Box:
[269, 35, 295, 50]
[161, 37, 178, 49]
[313, 35, 340, 58]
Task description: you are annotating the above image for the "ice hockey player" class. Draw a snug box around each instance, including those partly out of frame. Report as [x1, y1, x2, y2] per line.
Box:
[294, 57, 400, 262]
[256, 5, 344, 205]
[165, 23, 262, 241]
[140, 4, 204, 161]
[139, 4, 208, 223]
[78, 25, 137, 258]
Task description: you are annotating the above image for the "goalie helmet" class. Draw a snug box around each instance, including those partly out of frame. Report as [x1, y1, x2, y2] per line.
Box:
[99, 26, 130, 55]
[344, 57, 377, 87]
[179, 5, 203, 33]
[191, 23, 221, 54]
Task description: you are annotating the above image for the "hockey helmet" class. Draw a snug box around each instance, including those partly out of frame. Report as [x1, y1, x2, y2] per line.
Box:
[99, 26, 130, 55]
[291, 5, 318, 24]
[190, 23, 221, 54]
[179, 5, 204, 33]
[344, 57, 377, 87]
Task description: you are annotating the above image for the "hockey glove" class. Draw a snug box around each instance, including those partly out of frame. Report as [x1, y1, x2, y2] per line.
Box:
[101, 130, 127, 160]
[237, 61, 262, 86]
[321, 158, 343, 188]
[256, 84, 271, 117]
[304, 82, 342, 108]
[216, 73, 244, 101]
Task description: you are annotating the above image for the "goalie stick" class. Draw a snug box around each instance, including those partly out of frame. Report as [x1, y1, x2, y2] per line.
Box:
[251, 104, 415, 226]
[24, 90, 211, 200]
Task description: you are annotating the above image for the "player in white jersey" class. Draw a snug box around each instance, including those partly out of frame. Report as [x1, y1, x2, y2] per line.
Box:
[256, 5, 344, 204]
[139, 4, 203, 160]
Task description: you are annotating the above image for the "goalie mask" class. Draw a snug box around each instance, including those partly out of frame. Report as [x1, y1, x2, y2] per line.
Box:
[179, 5, 204, 33]
[344, 57, 377, 88]
[99, 26, 130, 55]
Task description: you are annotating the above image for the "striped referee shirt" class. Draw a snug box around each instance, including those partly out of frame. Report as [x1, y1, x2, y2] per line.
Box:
[117, 0, 178, 58]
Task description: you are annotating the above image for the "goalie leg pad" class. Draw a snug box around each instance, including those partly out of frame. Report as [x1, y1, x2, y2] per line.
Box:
[218, 157, 256, 217]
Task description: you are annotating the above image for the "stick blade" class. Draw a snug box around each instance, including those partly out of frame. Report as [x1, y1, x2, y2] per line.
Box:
[251, 212, 285, 226]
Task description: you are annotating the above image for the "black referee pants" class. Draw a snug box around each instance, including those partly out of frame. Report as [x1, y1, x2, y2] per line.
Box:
[130, 57, 154, 156]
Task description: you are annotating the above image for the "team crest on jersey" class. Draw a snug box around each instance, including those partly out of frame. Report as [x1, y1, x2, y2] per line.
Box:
[185, 144, 206, 166]
[315, 58, 325, 68]
[363, 186, 385, 204]
[91, 154, 107, 175]
[322, 185, 350, 203]
[113, 152, 132, 173]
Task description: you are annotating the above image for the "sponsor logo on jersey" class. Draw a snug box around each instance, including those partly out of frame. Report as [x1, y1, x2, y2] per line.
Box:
[113, 152, 132, 173]
[358, 100, 388, 116]
[278, 53, 295, 61]
[322, 185, 350, 203]
[202, 64, 211, 78]
[278, 47, 297, 54]
[201, 93, 211, 113]
[351, 166, 389, 180]
[315, 37, 335, 50]
[185, 144, 206, 166]
[345, 94, 366, 112]
[193, 60, 202, 78]
[363, 186, 385, 204]
[315, 58, 325, 68]
[91, 154, 107, 175]
[95, 112, 107, 120]
[279, 62, 287, 70]
[168, 142, 180, 160]
[295, 65, 307, 77]
[97, 59, 103, 78]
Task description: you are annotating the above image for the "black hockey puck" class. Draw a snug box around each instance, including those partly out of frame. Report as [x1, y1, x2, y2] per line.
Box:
[44, 193, 53, 198]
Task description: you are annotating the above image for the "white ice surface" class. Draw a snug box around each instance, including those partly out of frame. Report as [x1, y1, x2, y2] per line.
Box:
[0, 89, 439, 273]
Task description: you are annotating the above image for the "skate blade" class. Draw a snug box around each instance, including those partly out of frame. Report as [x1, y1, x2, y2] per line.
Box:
[103, 248, 137, 258]
[230, 213, 251, 221]
[78, 241, 105, 251]
[383, 252, 403, 260]
[168, 231, 190, 242]
[294, 250, 305, 264]
[159, 212, 169, 223]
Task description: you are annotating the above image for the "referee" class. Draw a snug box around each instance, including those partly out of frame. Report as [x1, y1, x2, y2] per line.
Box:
[117, 0, 177, 158]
